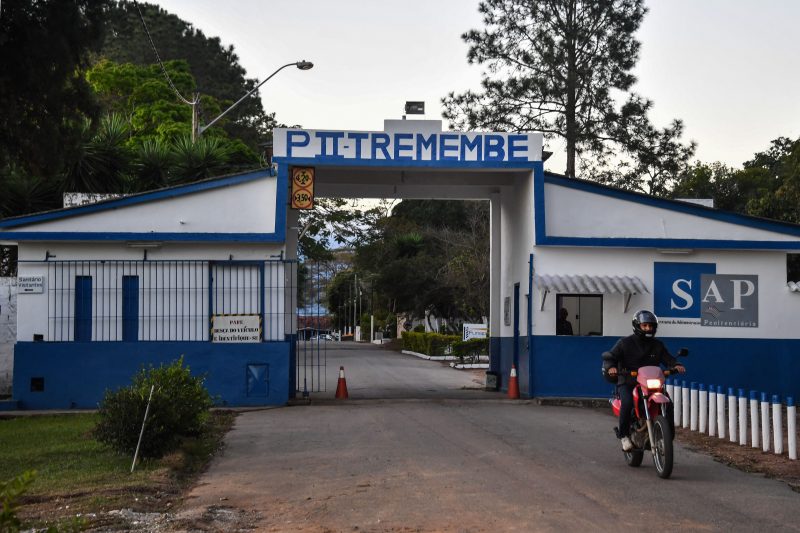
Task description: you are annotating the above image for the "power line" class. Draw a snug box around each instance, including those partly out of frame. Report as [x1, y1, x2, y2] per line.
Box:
[132, 0, 196, 106]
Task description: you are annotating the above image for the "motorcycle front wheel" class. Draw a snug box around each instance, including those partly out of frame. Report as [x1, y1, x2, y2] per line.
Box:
[653, 415, 674, 479]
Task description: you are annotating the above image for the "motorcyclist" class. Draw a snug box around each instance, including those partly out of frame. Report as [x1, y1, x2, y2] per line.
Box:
[602, 310, 686, 451]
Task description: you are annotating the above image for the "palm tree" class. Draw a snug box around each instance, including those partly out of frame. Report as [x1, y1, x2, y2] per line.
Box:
[170, 135, 230, 184]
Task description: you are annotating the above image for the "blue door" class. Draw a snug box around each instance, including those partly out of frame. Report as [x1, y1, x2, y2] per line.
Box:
[74, 276, 92, 341]
[122, 275, 139, 342]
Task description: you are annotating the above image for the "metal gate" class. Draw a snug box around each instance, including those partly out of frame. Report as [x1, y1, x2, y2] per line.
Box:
[296, 261, 330, 395]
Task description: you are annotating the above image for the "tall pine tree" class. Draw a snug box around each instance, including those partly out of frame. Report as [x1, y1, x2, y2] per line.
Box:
[443, 0, 693, 188]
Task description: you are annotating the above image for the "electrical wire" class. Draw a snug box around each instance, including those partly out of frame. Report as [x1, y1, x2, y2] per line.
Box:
[132, 0, 197, 105]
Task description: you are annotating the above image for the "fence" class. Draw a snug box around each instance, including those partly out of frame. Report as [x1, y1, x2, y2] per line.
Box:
[29, 259, 296, 342]
[668, 379, 797, 460]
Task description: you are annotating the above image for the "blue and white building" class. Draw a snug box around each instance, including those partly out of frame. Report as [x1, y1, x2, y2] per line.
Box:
[1, 118, 799, 408]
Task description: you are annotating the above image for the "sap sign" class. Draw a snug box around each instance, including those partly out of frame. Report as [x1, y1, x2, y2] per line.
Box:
[654, 262, 716, 318]
[654, 263, 759, 327]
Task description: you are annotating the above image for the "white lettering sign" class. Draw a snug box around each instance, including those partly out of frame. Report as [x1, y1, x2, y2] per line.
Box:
[212, 314, 261, 343]
[18, 276, 44, 294]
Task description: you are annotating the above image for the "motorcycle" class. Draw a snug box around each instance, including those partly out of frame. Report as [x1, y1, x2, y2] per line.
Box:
[610, 349, 687, 479]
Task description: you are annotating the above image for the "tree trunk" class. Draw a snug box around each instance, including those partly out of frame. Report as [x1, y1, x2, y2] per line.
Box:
[565, 0, 577, 178]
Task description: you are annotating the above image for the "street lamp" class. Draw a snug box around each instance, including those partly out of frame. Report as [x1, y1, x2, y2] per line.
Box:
[192, 60, 314, 141]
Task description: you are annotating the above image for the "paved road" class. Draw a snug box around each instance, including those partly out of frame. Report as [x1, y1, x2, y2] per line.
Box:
[176, 344, 799, 532]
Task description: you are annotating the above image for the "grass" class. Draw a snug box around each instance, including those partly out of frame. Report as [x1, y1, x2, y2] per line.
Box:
[0, 411, 235, 526]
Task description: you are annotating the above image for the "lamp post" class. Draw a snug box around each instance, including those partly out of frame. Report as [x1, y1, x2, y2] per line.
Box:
[192, 60, 313, 141]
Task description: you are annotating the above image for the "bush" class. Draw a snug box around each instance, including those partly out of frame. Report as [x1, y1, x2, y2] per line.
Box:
[0, 470, 34, 532]
[401, 331, 461, 356]
[452, 338, 489, 361]
[94, 357, 213, 459]
[412, 324, 425, 333]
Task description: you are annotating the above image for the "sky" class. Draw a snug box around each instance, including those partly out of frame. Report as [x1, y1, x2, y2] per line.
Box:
[152, 0, 800, 175]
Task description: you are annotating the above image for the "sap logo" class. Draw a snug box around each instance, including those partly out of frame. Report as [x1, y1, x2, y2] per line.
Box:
[654, 262, 716, 318]
[699, 274, 759, 327]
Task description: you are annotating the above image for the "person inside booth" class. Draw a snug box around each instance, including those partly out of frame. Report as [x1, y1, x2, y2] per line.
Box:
[556, 307, 574, 336]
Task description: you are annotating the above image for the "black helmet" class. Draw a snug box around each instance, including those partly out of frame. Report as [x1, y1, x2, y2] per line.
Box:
[632, 310, 658, 338]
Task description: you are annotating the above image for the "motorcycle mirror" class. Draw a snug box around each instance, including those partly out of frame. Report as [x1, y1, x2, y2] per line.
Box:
[677, 347, 689, 357]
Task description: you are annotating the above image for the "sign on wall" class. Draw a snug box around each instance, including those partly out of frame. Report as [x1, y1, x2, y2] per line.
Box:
[212, 315, 261, 343]
[17, 276, 45, 294]
[274, 128, 543, 164]
[700, 274, 758, 327]
[291, 167, 315, 209]
[654, 263, 758, 327]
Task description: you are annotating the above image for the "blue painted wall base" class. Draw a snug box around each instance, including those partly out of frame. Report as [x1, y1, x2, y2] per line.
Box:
[12, 341, 291, 410]
[491, 335, 800, 400]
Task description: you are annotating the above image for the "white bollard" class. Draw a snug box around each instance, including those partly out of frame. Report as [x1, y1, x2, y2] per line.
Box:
[674, 381, 683, 428]
[717, 386, 726, 439]
[738, 389, 747, 446]
[699, 384, 708, 434]
[772, 395, 783, 455]
[708, 384, 717, 437]
[682, 381, 690, 429]
[761, 392, 770, 452]
[728, 387, 737, 443]
[788, 397, 796, 460]
[690, 382, 699, 431]
[749, 391, 759, 449]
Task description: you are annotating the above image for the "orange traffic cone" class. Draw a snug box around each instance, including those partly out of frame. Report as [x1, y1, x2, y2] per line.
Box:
[335, 366, 349, 399]
[508, 364, 520, 399]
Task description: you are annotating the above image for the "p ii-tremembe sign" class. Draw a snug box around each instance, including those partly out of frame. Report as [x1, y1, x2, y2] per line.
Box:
[273, 128, 543, 164]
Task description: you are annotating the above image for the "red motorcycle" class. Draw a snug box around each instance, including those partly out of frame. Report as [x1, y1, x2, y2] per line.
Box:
[611, 363, 684, 479]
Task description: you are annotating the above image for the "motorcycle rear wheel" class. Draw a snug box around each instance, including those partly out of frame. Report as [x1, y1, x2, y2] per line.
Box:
[653, 415, 674, 479]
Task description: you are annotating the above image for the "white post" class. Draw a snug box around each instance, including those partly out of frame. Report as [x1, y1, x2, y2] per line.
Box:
[131, 384, 156, 473]
[674, 381, 682, 428]
[717, 386, 726, 439]
[708, 384, 717, 437]
[761, 392, 770, 452]
[699, 384, 708, 434]
[773, 395, 783, 455]
[682, 381, 690, 429]
[749, 391, 760, 449]
[787, 397, 796, 460]
[728, 388, 737, 443]
[690, 382, 698, 431]
[666, 379, 675, 409]
[738, 389, 747, 446]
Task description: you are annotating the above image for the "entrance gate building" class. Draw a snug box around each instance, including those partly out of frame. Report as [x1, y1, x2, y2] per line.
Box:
[3, 118, 800, 409]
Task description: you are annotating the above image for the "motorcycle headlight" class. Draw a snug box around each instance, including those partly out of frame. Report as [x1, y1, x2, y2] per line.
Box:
[646, 379, 662, 390]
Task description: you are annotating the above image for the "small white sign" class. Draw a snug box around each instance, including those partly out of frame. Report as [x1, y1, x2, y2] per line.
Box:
[463, 323, 488, 341]
[18, 276, 44, 294]
[212, 314, 261, 343]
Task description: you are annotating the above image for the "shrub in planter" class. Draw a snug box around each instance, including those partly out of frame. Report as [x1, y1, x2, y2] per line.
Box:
[94, 357, 213, 459]
[452, 338, 489, 362]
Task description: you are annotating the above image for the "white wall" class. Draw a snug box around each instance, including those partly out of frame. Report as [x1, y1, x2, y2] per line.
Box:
[6, 178, 277, 235]
[532, 247, 799, 339]
[0, 278, 15, 394]
[545, 182, 798, 242]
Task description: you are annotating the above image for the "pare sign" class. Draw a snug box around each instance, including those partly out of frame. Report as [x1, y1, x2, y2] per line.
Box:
[212, 315, 261, 342]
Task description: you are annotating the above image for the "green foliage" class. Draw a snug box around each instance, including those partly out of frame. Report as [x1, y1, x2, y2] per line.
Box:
[94, 357, 213, 459]
[452, 338, 489, 361]
[412, 324, 425, 333]
[0, 0, 110, 177]
[0, 470, 35, 532]
[401, 332, 461, 356]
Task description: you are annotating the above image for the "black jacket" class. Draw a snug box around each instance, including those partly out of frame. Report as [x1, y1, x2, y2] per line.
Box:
[602, 334, 678, 385]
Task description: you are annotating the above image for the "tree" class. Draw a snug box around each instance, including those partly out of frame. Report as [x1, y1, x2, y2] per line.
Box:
[442, 0, 693, 185]
[0, 0, 111, 177]
[100, 2, 276, 152]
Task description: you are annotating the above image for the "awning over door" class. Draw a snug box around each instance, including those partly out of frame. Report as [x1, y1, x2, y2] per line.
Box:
[534, 274, 649, 312]
[534, 274, 649, 294]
